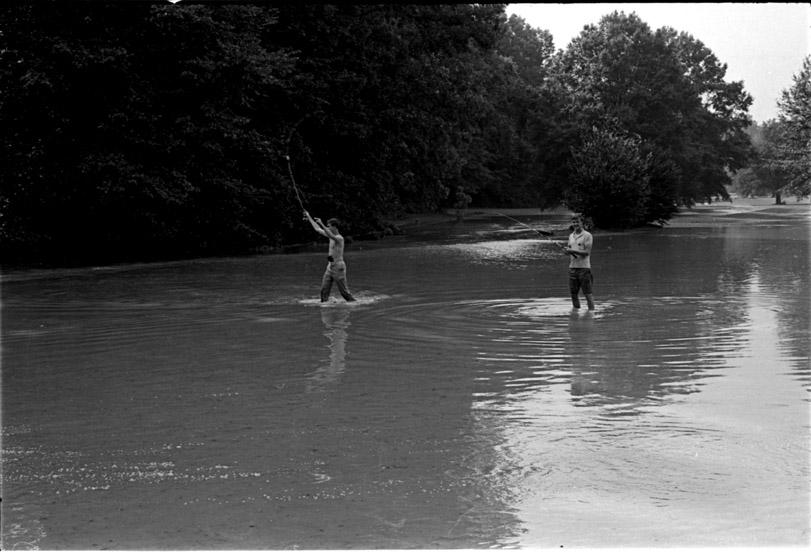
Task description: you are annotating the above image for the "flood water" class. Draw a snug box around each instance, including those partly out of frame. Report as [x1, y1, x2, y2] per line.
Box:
[2, 202, 810, 549]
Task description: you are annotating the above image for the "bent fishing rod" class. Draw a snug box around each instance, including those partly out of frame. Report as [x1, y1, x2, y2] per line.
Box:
[284, 116, 309, 214]
[283, 105, 331, 216]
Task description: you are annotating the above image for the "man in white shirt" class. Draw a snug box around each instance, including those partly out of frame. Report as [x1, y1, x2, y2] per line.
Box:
[564, 215, 594, 311]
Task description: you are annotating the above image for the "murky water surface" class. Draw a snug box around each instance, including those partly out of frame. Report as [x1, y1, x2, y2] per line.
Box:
[2, 204, 810, 549]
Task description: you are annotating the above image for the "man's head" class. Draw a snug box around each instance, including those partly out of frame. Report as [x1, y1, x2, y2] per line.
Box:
[326, 218, 340, 231]
[571, 215, 584, 232]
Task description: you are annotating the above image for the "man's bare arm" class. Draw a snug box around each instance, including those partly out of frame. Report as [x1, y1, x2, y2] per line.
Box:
[315, 218, 340, 241]
[304, 211, 328, 237]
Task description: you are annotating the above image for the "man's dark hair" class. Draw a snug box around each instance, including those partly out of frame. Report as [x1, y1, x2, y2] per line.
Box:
[327, 218, 340, 229]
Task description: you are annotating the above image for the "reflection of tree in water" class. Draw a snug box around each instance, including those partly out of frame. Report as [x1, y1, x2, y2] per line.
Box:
[306, 307, 350, 393]
[556, 231, 736, 409]
[567, 219, 810, 408]
[466, 227, 787, 411]
[723, 220, 810, 385]
[565, 307, 722, 410]
[563, 282, 756, 410]
[457, 217, 808, 546]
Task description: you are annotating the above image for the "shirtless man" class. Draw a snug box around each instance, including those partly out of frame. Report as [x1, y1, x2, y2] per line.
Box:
[304, 211, 356, 302]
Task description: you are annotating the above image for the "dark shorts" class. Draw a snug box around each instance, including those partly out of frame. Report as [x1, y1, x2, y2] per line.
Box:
[569, 268, 593, 295]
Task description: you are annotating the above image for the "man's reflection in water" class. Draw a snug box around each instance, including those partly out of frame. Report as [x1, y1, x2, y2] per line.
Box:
[567, 310, 601, 401]
[306, 306, 351, 393]
[566, 309, 662, 410]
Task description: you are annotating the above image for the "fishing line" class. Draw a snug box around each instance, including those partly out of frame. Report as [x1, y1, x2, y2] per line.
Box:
[494, 211, 567, 251]
[494, 211, 551, 236]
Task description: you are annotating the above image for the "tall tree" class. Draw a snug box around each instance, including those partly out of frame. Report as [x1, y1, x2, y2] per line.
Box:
[776, 55, 811, 199]
[566, 124, 653, 228]
[493, 15, 569, 207]
[551, 12, 752, 225]
[269, 4, 513, 219]
[659, 27, 753, 201]
[732, 121, 794, 203]
[0, 3, 299, 263]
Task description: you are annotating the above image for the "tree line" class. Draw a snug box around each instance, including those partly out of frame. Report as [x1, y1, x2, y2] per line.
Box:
[730, 57, 811, 204]
[1, 3, 787, 266]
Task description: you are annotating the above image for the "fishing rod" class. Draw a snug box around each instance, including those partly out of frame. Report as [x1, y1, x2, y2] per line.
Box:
[284, 116, 309, 213]
[494, 211, 567, 250]
[494, 211, 550, 236]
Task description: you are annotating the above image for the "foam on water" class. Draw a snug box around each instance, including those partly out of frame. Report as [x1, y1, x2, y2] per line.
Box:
[253, 316, 292, 323]
[456, 296, 614, 319]
[298, 292, 393, 308]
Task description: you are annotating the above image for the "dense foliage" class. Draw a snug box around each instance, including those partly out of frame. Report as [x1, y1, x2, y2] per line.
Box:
[730, 56, 811, 203]
[776, 56, 811, 199]
[732, 121, 794, 203]
[566, 125, 653, 229]
[1, 4, 760, 266]
[551, 12, 752, 224]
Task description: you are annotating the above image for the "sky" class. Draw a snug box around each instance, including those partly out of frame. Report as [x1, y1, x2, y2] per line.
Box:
[506, 3, 810, 123]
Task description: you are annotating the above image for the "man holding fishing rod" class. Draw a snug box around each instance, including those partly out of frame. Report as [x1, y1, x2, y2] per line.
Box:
[304, 210, 356, 303]
[564, 214, 594, 311]
[497, 211, 593, 310]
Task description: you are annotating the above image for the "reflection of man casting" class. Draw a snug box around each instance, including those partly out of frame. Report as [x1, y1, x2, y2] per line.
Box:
[304, 211, 356, 303]
[306, 307, 351, 392]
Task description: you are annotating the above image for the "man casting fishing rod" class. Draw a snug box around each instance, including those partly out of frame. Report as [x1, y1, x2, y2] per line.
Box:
[304, 210, 356, 303]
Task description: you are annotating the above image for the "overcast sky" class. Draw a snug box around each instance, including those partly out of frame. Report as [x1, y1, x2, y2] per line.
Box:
[506, 3, 810, 123]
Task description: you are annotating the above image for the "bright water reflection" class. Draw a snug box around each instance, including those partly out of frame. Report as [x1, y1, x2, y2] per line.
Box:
[2, 206, 809, 548]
